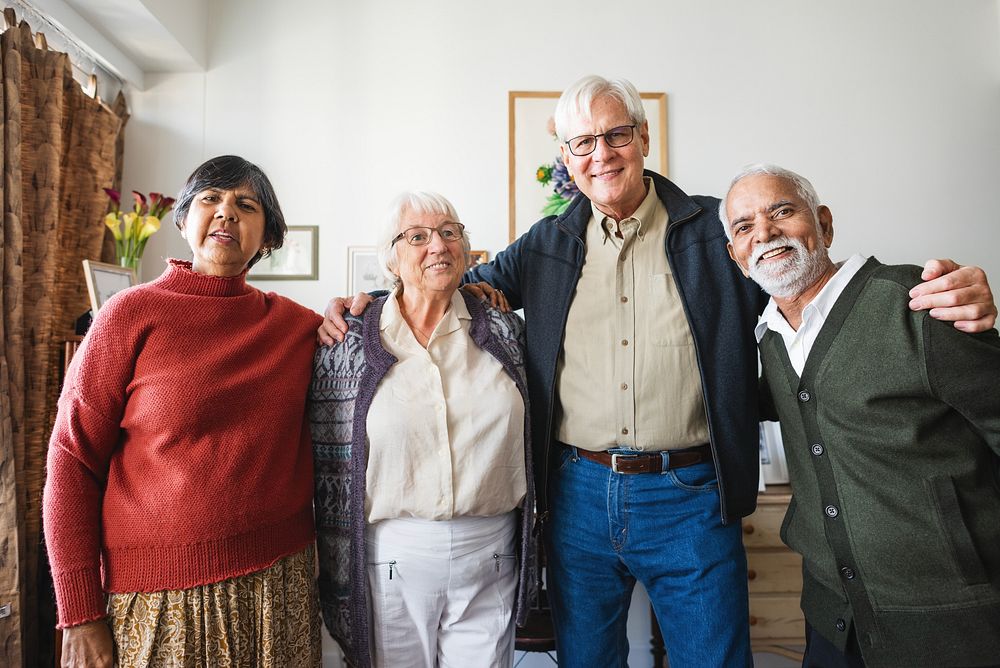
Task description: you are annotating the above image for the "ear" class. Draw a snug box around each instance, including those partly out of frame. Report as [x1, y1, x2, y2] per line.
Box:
[817, 205, 834, 248]
[559, 143, 571, 168]
[727, 242, 750, 278]
[639, 120, 650, 158]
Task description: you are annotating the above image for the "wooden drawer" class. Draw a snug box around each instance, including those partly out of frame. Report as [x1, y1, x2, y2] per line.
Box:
[748, 594, 804, 640]
[742, 504, 787, 549]
[747, 551, 802, 593]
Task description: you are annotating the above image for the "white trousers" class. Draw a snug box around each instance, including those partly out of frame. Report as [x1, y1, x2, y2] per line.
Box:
[365, 512, 517, 668]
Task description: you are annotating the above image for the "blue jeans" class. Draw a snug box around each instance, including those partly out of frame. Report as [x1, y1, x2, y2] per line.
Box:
[545, 446, 752, 667]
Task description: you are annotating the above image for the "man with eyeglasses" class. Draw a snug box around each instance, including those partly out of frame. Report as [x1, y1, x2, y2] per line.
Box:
[322, 75, 996, 666]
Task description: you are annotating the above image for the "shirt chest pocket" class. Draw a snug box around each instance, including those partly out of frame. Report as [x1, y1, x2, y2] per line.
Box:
[646, 272, 694, 347]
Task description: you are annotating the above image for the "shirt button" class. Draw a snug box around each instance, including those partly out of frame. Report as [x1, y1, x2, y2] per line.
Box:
[621, 296, 628, 303]
[621, 383, 628, 390]
[825, 505, 839, 518]
[621, 339, 629, 346]
[835, 618, 847, 632]
[798, 390, 811, 402]
[840, 567, 856, 580]
[811, 443, 824, 456]
[621, 427, 629, 435]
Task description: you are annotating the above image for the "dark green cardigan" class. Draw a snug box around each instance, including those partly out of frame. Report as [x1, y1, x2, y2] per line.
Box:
[759, 257, 1000, 667]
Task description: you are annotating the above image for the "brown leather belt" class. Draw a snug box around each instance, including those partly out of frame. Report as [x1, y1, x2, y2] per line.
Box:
[570, 444, 712, 474]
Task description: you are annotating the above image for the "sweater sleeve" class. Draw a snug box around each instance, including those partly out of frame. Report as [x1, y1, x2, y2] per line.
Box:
[43, 294, 140, 627]
[924, 317, 1000, 456]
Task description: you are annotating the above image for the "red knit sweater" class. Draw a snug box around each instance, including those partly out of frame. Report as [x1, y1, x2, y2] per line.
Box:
[43, 259, 323, 628]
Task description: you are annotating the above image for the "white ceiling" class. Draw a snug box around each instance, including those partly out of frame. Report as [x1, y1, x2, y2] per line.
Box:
[24, 0, 208, 87]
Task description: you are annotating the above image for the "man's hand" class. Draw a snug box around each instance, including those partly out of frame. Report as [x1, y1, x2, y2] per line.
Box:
[909, 259, 996, 332]
[317, 292, 374, 345]
[62, 619, 113, 668]
[461, 282, 511, 312]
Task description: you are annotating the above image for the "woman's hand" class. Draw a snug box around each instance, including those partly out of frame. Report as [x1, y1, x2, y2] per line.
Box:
[909, 259, 996, 332]
[61, 620, 113, 668]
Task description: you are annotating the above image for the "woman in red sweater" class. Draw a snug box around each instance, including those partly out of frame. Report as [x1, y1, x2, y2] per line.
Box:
[44, 155, 323, 667]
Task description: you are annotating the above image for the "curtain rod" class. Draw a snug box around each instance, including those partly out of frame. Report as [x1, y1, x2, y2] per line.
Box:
[2, 0, 124, 101]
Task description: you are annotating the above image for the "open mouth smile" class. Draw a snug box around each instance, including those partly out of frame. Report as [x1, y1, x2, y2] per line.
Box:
[757, 246, 793, 264]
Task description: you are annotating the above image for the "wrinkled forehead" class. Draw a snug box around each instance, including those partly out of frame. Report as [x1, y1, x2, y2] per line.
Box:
[565, 94, 631, 133]
[729, 174, 805, 210]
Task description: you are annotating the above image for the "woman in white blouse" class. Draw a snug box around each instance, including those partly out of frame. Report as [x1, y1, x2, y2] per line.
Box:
[309, 191, 535, 668]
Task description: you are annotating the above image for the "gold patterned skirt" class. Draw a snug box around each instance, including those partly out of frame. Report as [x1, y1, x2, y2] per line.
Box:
[108, 545, 321, 668]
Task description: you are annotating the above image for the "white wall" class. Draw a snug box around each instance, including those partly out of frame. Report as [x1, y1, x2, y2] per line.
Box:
[127, 0, 1000, 313]
[119, 1, 1000, 664]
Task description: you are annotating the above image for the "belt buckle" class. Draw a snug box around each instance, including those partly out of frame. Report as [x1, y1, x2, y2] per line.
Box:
[610, 453, 633, 474]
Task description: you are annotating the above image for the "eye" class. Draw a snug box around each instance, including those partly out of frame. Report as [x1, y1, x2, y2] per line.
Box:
[773, 207, 793, 218]
[238, 200, 258, 212]
[734, 224, 752, 236]
[408, 231, 428, 243]
[201, 194, 218, 203]
[573, 136, 594, 150]
[608, 130, 627, 141]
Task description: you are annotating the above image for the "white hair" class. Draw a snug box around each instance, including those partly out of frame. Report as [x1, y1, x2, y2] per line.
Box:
[718, 163, 821, 241]
[376, 190, 471, 287]
[553, 75, 647, 141]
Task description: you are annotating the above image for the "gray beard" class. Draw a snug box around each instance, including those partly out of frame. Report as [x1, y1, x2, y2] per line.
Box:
[747, 236, 831, 299]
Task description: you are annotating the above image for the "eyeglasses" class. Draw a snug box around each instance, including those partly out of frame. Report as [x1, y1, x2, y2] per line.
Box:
[391, 222, 465, 247]
[565, 125, 637, 157]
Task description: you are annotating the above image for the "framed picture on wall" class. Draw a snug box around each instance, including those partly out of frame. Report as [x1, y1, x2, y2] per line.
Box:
[468, 249, 489, 268]
[508, 90, 668, 242]
[249, 225, 319, 280]
[83, 260, 136, 313]
[348, 246, 394, 294]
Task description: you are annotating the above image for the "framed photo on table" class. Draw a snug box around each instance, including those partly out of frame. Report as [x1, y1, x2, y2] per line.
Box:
[248, 225, 319, 280]
[508, 90, 668, 242]
[83, 260, 136, 313]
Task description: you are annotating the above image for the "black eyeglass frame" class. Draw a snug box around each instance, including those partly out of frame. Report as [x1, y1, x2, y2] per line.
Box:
[564, 124, 638, 157]
[391, 221, 466, 247]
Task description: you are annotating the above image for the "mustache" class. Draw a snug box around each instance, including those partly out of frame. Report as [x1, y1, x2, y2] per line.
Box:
[748, 236, 802, 267]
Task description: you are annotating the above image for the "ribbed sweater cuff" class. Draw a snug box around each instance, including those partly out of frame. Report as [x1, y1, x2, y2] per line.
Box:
[53, 569, 107, 629]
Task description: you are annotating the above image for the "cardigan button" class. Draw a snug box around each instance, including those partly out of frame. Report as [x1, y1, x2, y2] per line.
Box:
[811, 443, 824, 456]
[840, 566, 856, 580]
[825, 505, 839, 518]
[836, 618, 847, 632]
[798, 390, 811, 402]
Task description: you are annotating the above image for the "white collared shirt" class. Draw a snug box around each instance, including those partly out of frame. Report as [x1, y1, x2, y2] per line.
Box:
[365, 288, 526, 522]
[754, 254, 868, 375]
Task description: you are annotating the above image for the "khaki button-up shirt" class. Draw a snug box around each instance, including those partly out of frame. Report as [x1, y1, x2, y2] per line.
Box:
[556, 179, 709, 452]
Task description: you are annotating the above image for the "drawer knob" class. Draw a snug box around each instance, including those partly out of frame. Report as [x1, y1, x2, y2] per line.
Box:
[747, 569, 757, 581]
[749, 615, 758, 626]
[743, 523, 755, 535]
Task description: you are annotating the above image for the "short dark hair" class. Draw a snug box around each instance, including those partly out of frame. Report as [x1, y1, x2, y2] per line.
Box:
[174, 155, 286, 268]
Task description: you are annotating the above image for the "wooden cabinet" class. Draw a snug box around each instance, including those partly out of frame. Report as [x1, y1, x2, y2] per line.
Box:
[745, 485, 804, 660]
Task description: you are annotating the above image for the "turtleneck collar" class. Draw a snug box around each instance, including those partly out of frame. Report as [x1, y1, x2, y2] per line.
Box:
[152, 259, 255, 298]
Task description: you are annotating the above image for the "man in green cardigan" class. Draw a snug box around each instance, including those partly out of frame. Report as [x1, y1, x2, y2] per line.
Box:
[720, 164, 1000, 668]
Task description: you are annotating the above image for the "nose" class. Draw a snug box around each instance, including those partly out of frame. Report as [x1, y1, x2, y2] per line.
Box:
[215, 196, 238, 222]
[753, 217, 780, 242]
[426, 229, 448, 252]
[592, 134, 614, 161]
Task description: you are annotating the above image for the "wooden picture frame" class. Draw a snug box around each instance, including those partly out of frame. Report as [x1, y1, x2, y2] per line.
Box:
[508, 90, 668, 243]
[83, 259, 136, 313]
[248, 225, 319, 280]
[347, 246, 394, 294]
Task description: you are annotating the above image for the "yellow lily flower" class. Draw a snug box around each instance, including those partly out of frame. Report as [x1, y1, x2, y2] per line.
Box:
[104, 212, 123, 240]
[138, 215, 160, 241]
[122, 212, 139, 241]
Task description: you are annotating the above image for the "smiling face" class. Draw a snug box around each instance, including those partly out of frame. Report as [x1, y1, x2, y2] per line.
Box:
[392, 208, 465, 298]
[181, 187, 267, 277]
[559, 94, 650, 221]
[725, 173, 835, 299]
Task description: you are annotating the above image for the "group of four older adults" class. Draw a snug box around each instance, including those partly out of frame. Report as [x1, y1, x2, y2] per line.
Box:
[44, 75, 996, 668]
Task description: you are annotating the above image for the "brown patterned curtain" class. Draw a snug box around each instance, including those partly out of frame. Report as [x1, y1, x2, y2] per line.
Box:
[0, 11, 128, 666]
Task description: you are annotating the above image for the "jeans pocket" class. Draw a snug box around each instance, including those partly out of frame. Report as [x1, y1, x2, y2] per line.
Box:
[666, 461, 719, 492]
[553, 445, 576, 474]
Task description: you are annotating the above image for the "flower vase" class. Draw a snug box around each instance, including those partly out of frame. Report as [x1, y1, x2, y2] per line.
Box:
[119, 255, 141, 280]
